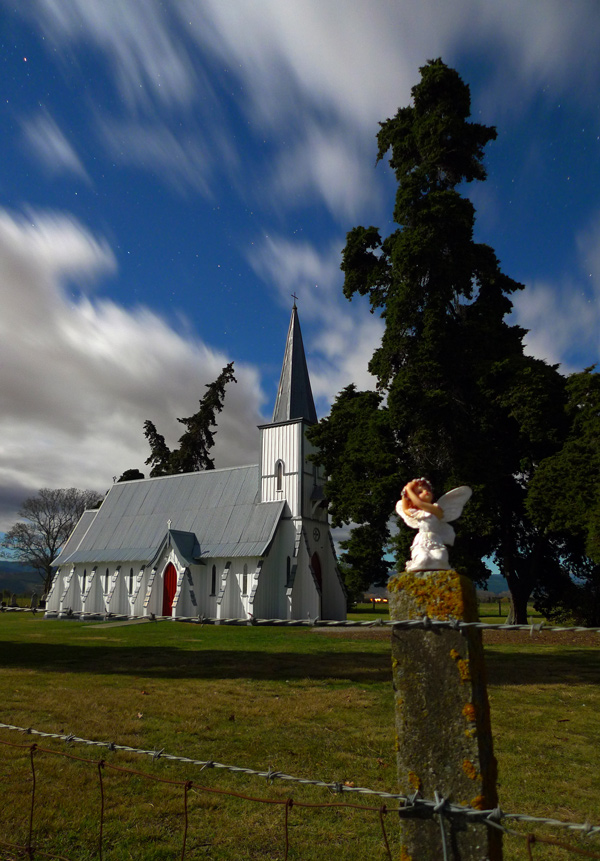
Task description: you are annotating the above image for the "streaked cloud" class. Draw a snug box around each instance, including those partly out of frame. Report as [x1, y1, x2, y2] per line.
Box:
[248, 234, 383, 406]
[15, 0, 600, 220]
[271, 122, 382, 222]
[97, 119, 216, 196]
[512, 210, 600, 370]
[25, 0, 198, 109]
[0, 209, 265, 530]
[21, 109, 90, 182]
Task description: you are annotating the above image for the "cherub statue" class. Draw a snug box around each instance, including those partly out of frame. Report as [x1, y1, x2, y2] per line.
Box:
[396, 478, 472, 571]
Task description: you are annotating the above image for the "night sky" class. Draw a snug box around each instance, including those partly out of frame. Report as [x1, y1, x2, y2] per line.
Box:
[1, 1, 600, 530]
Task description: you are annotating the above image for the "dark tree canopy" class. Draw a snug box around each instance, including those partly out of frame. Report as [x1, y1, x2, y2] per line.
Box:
[1, 488, 103, 596]
[144, 362, 237, 477]
[526, 367, 600, 624]
[117, 469, 145, 482]
[308, 60, 569, 621]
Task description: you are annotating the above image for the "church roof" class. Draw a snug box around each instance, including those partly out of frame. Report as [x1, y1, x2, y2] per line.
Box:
[271, 305, 317, 424]
[54, 465, 285, 566]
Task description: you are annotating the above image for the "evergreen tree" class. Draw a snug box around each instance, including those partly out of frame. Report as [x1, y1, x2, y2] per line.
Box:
[308, 60, 566, 622]
[117, 469, 145, 482]
[144, 362, 236, 477]
[526, 367, 600, 624]
[143, 420, 173, 477]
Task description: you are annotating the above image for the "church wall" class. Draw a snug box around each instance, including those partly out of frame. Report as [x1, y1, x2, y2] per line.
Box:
[187, 563, 218, 617]
[252, 519, 296, 618]
[83, 569, 105, 616]
[261, 422, 301, 514]
[59, 568, 81, 617]
[128, 566, 150, 617]
[45, 569, 63, 614]
[290, 542, 320, 620]
[318, 540, 347, 620]
[107, 568, 133, 616]
[219, 559, 247, 618]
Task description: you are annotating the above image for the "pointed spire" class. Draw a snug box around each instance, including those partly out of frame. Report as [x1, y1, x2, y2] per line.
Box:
[272, 305, 317, 424]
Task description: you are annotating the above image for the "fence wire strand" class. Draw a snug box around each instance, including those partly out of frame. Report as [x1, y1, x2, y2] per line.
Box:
[2, 736, 599, 861]
[146, 614, 600, 635]
[0, 737, 402, 860]
[9, 603, 600, 634]
[1, 722, 599, 860]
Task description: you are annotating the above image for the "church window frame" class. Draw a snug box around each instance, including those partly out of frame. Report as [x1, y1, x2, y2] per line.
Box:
[242, 563, 248, 596]
[275, 460, 284, 492]
[286, 556, 291, 587]
[129, 568, 134, 595]
[104, 569, 110, 593]
[211, 564, 217, 596]
[82, 569, 87, 593]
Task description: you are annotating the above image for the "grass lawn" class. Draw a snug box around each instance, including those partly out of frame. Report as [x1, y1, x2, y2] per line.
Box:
[0, 613, 598, 859]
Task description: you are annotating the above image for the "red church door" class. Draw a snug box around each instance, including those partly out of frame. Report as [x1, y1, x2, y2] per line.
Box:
[162, 563, 177, 615]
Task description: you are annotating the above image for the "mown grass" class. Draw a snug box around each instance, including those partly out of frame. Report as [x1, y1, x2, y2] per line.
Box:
[0, 613, 598, 860]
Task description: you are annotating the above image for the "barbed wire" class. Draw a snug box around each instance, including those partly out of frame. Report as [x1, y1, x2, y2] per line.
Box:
[5, 603, 600, 634]
[174, 615, 600, 635]
[1, 722, 598, 842]
[2, 735, 600, 861]
[0, 738, 397, 861]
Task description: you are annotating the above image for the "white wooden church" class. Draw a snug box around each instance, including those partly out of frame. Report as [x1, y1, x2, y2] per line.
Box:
[45, 305, 347, 622]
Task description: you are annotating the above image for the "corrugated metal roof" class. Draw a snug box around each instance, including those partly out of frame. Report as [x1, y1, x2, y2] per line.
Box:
[53, 509, 99, 564]
[55, 465, 285, 566]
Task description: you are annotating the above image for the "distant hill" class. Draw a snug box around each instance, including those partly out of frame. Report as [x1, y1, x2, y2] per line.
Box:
[486, 573, 509, 593]
[0, 560, 41, 595]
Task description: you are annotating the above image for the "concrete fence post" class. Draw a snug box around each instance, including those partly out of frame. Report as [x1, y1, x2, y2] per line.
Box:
[388, 569, 502, 860]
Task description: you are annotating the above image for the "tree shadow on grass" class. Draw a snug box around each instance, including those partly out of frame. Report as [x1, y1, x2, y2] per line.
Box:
[0, 640, 392, 684]
[485, 648, 600, 686]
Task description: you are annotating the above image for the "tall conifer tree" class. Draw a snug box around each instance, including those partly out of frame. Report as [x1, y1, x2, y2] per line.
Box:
[144, 362, 236, 477]
[308, 60, 566, 621]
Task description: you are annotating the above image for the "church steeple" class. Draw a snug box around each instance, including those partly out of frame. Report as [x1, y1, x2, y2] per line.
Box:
[272, 303, 317, 424]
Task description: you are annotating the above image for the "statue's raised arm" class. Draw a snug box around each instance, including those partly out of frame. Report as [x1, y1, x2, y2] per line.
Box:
[395, 479, 472, 571]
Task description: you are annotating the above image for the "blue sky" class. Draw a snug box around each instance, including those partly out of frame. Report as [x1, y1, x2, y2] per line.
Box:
[1, 0, 600, 531]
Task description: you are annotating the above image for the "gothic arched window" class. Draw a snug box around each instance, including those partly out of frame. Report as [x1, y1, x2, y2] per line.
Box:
[275, 460, 284, 492]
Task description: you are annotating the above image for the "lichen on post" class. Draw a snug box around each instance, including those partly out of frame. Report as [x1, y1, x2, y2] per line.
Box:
[388, 568, 502, 860]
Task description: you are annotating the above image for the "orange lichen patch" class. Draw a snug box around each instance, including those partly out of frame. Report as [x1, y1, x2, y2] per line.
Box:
[462, 702, 476, 722]
[449, 648, 471, 682]
[400, 848, 413, 861]
[465, 728, 477, 739]
[456, 658, 470, 682]
[462, 760, 479, 781]
[470, 795, 485, 810]
[408, 771, 422, 791]
[388, 570, 470, 620]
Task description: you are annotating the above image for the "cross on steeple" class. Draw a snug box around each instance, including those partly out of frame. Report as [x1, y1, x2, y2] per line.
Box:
[291, 292, 298, 308]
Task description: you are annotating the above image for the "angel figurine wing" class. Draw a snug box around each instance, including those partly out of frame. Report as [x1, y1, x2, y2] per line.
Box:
[437, 486, 472, 522]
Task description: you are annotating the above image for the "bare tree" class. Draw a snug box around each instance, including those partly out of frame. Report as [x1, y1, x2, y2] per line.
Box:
[2, 488, 103, 596]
